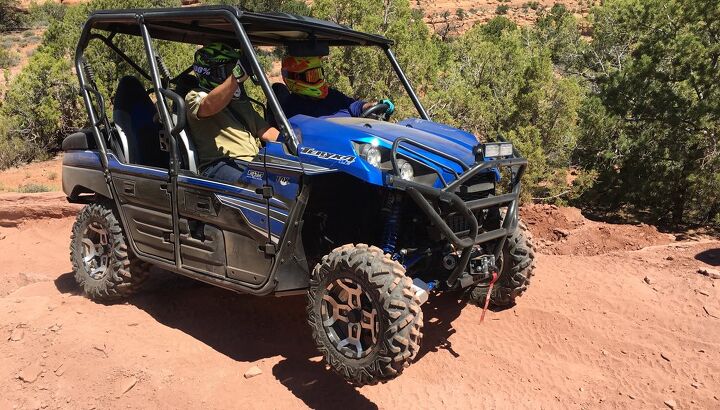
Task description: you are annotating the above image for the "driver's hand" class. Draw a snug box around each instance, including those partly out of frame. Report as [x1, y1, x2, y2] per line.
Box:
[233, 56, 252, 83]
[380, 99, 395, 115]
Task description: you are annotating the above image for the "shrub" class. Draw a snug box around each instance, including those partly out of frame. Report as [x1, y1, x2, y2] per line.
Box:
[0, 48, 16, 68]
[16, 183, 52, 193]
[496, 5, 509, 15]
[426, 21, 584, 201]
[0, 0, 191, 170]
[0, 0, 26, 32]
[27, 0, 67, 27]
[1, 50, 85, 168]
[0, 132, 49, 169]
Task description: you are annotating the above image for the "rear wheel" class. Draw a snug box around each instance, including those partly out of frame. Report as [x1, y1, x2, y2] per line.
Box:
[307, 244, 423, 386]
[70, 202, 148, 302]
[467, 219, 535, 307]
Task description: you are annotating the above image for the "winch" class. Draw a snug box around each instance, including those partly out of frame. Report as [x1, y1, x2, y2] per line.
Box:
[458, 253, 498, 288]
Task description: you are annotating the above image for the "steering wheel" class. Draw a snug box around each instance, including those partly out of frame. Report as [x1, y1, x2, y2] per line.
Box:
[360, 102, 392, 121]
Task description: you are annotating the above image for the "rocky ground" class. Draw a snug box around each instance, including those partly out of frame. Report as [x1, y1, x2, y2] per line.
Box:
[418, 0, 596, 35]
[0, 163, 718, 409]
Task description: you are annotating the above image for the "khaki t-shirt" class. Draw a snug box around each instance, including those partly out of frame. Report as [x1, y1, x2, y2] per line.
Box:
[185, 89, 269, 168]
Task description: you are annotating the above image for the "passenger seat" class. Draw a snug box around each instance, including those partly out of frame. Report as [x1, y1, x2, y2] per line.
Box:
[113, 76, 168, 168]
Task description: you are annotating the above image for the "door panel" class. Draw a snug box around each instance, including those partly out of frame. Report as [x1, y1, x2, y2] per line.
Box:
[178, 219, 226, 277]
[176, 171, 273, 285]
[121, 205, 175, 260]
[110, 157, 174, 262]
[224, 230, 270, 285]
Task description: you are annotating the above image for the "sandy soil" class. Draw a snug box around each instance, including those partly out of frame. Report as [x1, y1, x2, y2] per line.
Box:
[0, 156, 63, 194]
[0, 191, 718, 409]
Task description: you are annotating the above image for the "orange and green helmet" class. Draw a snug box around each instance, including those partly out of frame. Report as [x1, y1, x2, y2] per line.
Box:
[281, 56, 329, 99]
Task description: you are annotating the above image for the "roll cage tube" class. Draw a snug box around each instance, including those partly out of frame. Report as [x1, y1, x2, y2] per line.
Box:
[138, 18, 185, 270]
[383, 46, 430, 121]
[75, 34, 110, 173]
[88, 33, 152, 82]
[229, 13, 299, 154]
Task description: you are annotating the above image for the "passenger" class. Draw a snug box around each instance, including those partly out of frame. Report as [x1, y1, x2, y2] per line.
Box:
[278, 54, 395, 119]
[185, 43, 279, 183]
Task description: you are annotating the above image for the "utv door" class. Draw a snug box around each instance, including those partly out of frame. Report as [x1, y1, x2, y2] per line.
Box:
[110, 75, 175, 263]
[175, 162, 275, 287]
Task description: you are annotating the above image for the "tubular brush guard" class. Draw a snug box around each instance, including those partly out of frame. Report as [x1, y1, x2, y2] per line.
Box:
[388, 155, 527, 288]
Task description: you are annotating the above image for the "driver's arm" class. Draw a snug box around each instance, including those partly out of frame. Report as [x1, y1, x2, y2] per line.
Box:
[197, 73, 248, 118]
[258, 126, 279, 142]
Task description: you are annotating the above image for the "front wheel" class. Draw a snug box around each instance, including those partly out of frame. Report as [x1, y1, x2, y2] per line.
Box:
[467, 219, 536, 307]
[307, 244, 423, 386]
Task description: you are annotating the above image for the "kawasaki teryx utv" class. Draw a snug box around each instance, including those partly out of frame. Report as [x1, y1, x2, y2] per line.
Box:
[62, 6, 534, 385]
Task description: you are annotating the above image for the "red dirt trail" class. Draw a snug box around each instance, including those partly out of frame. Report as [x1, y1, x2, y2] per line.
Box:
[0, 193, 719, 409]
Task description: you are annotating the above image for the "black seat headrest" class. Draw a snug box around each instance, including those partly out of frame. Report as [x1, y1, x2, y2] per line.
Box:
[114, 76, 152, 109]
[173, 73, 200, 99]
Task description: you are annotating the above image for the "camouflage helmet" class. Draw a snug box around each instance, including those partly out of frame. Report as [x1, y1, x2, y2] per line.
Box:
[193, 43, 241, 90]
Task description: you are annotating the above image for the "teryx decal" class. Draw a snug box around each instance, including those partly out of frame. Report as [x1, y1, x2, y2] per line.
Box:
[300, 147, 355, 165]
[247, 169, 264, 180]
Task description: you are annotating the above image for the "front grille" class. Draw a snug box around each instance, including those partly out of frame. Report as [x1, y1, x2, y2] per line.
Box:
[455, 171, 496, 201]
[446, 210, 486, 235]
[445, 171, 497, 235]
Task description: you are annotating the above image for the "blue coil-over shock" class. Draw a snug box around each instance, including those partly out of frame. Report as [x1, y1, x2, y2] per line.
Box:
[380, 192, 403, 257]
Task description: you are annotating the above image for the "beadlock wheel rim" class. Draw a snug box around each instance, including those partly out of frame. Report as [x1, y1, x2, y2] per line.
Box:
[321, 277, 379, 359]
[81, 221, 110, 280]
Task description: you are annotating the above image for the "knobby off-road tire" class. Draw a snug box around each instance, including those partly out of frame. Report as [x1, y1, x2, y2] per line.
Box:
[467, 219, 536, 307]
[70, 202, 149, 302]
[307, 244, 424, 386]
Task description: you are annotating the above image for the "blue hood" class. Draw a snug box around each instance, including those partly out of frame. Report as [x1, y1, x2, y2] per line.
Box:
[289, 115, 481, 186]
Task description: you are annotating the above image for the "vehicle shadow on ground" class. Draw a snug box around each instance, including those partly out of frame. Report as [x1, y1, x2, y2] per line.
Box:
[53, 272, 470, 409]
[414, 291, 466, 361]
[695, 248, 719, 266]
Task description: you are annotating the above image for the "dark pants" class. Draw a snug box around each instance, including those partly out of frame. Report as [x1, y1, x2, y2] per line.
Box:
[201, 158, 247, 184]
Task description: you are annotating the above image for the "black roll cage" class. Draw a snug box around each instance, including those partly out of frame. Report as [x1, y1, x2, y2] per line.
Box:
[74, 5, 431, 170]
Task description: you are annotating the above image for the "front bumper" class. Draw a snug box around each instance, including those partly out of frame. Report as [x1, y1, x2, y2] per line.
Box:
[388, 154, 528, 287]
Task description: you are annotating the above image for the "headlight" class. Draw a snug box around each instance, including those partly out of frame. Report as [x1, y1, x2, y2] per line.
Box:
[483, 142, 514, 158]
[355, 142, 417, 181]
[397, 159, 415, 181]
[359, 144, 382, 167]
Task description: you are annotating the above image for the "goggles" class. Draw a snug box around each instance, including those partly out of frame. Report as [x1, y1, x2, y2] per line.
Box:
[282, 66, 325, 85]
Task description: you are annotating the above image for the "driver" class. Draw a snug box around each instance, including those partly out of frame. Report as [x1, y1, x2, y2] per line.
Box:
[278, 54, 395, 119]
[185, 43, 279, 183]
